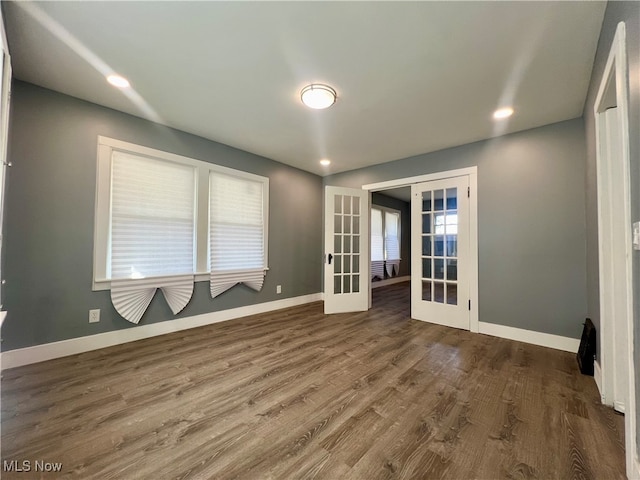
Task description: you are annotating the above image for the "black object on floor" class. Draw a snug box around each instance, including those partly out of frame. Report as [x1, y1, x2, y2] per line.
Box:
[577, 318, 596, 376]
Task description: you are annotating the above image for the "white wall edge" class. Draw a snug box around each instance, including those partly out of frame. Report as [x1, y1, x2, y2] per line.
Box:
[478, 322, 580, 353]
[594, 360, 604, 401]
[634, 457, 640, 480]
[1, 293, 322, 370]
[372, 276, 410, 289]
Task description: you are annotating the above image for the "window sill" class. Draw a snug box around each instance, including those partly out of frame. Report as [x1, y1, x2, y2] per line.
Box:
[92, 268, 269, 292]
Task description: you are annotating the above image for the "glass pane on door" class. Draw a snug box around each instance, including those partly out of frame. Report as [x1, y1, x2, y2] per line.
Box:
[333, 194, 361, 296]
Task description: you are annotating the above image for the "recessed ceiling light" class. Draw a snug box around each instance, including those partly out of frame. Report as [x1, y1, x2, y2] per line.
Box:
[301, 84, 337, 109]
[493, 107, 514, 119]
[320, 159, 331, 166]
[107, 74, 130, 88]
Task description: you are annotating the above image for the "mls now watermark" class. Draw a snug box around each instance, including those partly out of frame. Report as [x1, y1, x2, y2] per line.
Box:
[3, 460, 63, 473]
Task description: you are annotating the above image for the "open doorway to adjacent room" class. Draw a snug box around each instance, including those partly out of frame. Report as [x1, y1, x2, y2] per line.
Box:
[370, 187, 411, 293]
[364, 167, 478, 333]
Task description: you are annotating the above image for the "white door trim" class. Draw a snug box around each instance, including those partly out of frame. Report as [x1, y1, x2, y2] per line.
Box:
[362, 166, 478, 333]
[362, 166, 478, 192]
[593, 21, 637, 479]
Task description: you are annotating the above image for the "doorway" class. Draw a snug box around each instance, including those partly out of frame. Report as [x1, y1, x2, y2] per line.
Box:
[363, 167, 478, 332]
[593, 21, 636, 476]
[370, 188, 411, 288]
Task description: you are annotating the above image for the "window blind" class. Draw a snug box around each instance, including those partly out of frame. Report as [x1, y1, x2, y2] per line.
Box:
[111, 151, 196, 279]
[209, 171, 266, 297]
[371, 208, 384, 262]
[385, 211, 400, 261]
[371, 208, 385, 280]
[385, 211, 400, 278]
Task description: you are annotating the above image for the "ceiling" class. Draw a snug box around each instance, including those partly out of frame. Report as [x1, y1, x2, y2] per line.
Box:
[376, 187, 412, 204]
[3, 1, 606, 177]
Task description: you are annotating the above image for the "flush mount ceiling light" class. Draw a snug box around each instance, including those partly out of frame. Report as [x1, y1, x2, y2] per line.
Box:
[107, 74, 130, 88]
[301, 84, 337, 109]
[493, 107, 514, 119]
[320, 159, 331, 166]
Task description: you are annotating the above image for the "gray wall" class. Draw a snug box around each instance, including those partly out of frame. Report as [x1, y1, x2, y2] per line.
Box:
[371, 192, 410, 277]
[325, 118, 588, 338]
[2, 81, 323, 351]
[582, 0, 640, 456]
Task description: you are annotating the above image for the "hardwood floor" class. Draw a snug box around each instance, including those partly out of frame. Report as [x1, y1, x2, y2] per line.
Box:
[1, 283, 625, 479]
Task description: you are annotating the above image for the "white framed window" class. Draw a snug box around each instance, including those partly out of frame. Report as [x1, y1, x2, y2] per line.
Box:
[384, 209, 400, 263]
[370, 206, 401, 279]
[110, 151, 196, 280]
[210, 172, 265, 272]
[371, 208, 384, 263]
[94, 136, 269, 292]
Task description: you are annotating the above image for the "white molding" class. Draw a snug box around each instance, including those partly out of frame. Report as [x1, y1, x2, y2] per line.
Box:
[478, 322, 580, 353]
[468, 171, 479, 333]
[372, 276, 410, 289]
[614, 401, 626, 414]
[0, 3, 9, 53]
[1, 293, 322, 370]
[362, 166, 478, 192]
[592, 22, 637, 479]
[594, 360, 604, 402]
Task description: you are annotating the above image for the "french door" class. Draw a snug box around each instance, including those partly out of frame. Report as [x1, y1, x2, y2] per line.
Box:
[324, 186, 370, 314]
[411, 176, 470, 329]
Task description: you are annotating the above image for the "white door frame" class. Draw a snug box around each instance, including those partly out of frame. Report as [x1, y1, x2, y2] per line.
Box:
[363, 166, 478, 333]
[0, 8, 12, 458]
[593, 21, 637, 478]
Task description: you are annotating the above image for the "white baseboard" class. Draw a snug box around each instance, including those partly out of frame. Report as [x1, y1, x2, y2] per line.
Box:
[371, 276, 410, 289]
[594, 360, 604, 401]
[614, 401, 626, 414]
[1, 293, 322, 370]
[478, 322, 580, 353]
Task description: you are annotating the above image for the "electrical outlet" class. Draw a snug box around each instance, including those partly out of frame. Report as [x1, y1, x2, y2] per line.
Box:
[276, 285, 282, 294]
[89, 309, 100, 323]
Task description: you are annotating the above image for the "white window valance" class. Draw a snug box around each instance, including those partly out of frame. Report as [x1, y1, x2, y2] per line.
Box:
[371, 260, 385, 280]
[210, 270, 265, 299]
[385, 259, 400, 278]
[111, 275, 194, 324]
